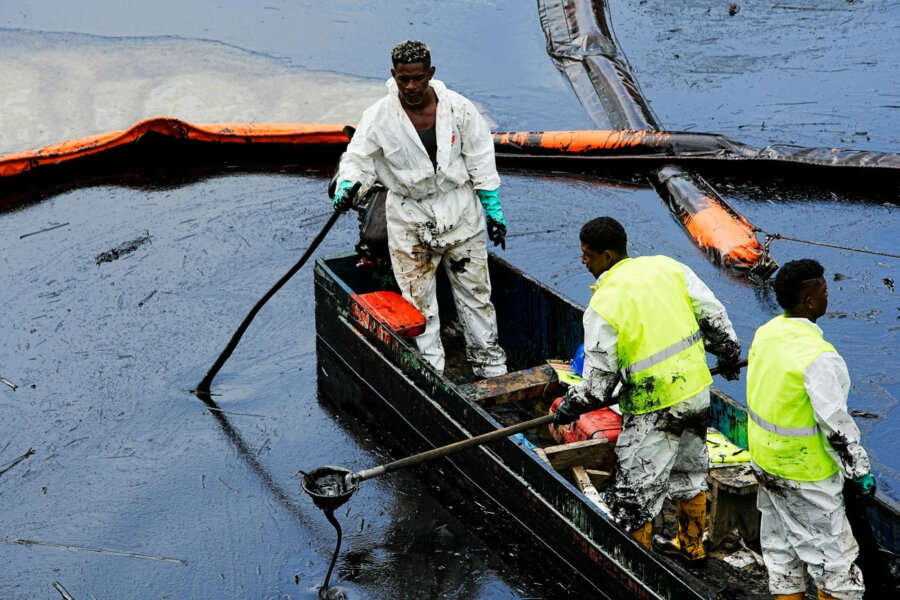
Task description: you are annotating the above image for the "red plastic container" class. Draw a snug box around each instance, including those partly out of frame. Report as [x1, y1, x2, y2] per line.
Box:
[350, 291, 426, 338]
[549, 396, 623, 470]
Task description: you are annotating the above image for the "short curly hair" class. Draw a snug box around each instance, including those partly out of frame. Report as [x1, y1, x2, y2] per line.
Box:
[773, 259, 825, 309]
[580, 217, 627, 254]
[391, 40, 431, 68]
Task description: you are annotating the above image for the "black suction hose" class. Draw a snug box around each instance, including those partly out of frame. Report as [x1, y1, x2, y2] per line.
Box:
[196, 185, 359, 396]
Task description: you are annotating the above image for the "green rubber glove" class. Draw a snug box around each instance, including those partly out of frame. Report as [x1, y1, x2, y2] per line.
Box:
[851, 473, 877, 498]
[476, 188, 506, 227]
[333, 180, 357, 212]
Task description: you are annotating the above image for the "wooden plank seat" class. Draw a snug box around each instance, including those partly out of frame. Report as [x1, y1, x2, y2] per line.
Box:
[457, 364, 563, 406]
[707, 464, 760, 549]
[534, 437, 611, 474]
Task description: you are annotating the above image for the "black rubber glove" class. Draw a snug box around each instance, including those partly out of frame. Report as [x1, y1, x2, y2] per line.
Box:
[714, 354, 742, 381]
[553, 392, 582, 428]
[486, 217, 506, 250]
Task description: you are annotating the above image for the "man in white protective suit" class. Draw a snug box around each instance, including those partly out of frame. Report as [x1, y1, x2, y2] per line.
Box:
[747, 259, 875, 600]
[331, 40, 508, 378]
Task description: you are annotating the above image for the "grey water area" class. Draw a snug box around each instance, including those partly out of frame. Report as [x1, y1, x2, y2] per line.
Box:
[1, 1, 898, 599]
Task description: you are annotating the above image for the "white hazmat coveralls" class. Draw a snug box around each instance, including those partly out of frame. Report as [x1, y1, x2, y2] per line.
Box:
[338, 77, 507, 377]
[751, 318, 869, 599]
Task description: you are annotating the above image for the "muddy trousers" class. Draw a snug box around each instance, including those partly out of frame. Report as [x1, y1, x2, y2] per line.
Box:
[388, 227, 507, 378]
[610, 390, 710, 534]
[754, 466, 865, 600]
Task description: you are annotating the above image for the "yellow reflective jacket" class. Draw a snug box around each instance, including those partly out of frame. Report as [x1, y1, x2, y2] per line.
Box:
[589, 256, 711, 414]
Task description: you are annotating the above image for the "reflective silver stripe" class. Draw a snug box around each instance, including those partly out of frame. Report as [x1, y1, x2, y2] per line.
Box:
[620, 330, 702, 378]
[748, 408, 819, 438]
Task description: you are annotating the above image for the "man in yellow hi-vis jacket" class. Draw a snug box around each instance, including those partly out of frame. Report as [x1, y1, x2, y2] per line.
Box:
[747, 259, 874, 600]
[555, 216, 742, 561]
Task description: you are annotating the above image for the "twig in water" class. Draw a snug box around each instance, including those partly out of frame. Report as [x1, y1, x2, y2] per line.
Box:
[206, 406, 271, 419]
[10, 539, 187, 565]
[772, 5, 849, 11]
[138, 290, 157, 307]
[507, 228, 560, 238]
[0, 448, 35, 477]
[53, 581, 76, 600]
[20, 223, 70, 239]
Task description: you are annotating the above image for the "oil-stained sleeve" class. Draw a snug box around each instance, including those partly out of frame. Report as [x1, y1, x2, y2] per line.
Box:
[566, 307, 620, 412]
[337, 105, 384, 196]
[458, 99, 501, 192]
[682, 264, 741, 360]
[804, 352, 871, 479]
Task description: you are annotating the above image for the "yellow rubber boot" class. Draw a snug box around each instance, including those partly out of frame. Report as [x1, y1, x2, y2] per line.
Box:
[774, 594, 804, 600]
[817, 590, 840, 600]
[630, 521, 652, 549]
[652, 492, 707, 561]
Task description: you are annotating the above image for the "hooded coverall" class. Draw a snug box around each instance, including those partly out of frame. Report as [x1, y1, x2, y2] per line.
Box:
[338, 77, 507, 377]
[564, 256, 740, 552]
[748, 316, 870, 600]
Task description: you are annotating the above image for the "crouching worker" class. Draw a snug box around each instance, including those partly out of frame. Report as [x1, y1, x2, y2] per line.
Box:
[747, 259, 873, 600]
[554, 217, 742, 561]
[332, 40, 507, 378]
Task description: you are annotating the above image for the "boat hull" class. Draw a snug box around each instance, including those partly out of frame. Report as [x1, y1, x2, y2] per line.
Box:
[314, 252, 709, 599]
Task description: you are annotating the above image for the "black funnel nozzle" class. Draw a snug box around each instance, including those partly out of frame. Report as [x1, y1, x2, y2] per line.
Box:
[301, 466, 357, 511]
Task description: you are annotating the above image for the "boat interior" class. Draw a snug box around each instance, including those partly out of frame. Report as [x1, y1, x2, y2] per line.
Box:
[325, 251, 771, 588]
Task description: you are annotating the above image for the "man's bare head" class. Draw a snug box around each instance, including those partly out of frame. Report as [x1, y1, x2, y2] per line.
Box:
[391, 40, 431, 69]
[390, 41, 435, 108]
[773, 258, 829, 321]
[579, 217, 628, 278]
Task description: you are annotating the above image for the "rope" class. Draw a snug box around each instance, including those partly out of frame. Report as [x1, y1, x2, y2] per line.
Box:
[760, 231, 900, 260]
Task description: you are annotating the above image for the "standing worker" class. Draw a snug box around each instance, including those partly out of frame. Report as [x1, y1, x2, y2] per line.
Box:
[332, 40, 508, 378]
[554, 216, 742, 561]
[747, 259, 874, 600]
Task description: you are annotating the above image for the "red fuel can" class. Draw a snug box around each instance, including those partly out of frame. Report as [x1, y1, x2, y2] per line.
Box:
[351, 291, 426, 338]
[549, 396, 622, 470]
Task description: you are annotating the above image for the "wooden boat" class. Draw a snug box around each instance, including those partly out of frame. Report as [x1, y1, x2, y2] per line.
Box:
[314, 251, 898, 599]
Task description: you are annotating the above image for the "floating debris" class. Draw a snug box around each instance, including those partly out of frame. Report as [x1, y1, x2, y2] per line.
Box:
[0, 448, 35, 478]
[137, 289, 157, 307]
[11, 538, 187, 565]
[851, 409, 881, 419]
[52, 581, 75, 600]
[95, 231, 151, 265]
[19, 222, 70, 239]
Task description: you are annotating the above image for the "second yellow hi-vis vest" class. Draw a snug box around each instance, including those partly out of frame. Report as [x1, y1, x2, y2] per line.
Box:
[747, 316, 840, 481]
[588, 256, 711, 415]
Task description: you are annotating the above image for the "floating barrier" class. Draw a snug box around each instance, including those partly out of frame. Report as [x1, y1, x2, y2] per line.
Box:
[0, 118, 351, 179]
[537, 0, 655, 131]
[2, 118, 896, 278]
[492, 129, 900, 172]
[536, 0, 781, 277]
